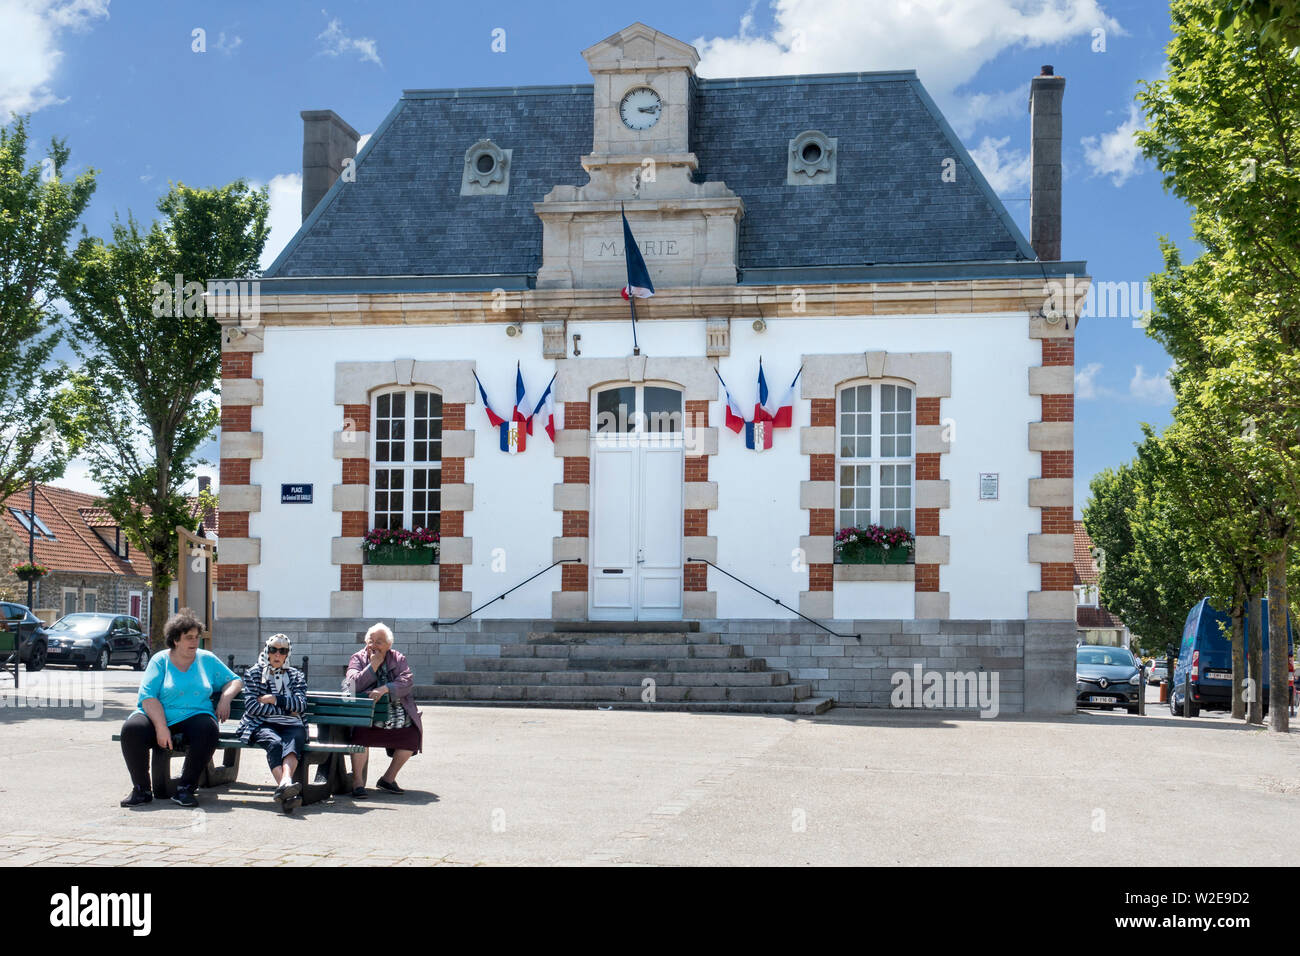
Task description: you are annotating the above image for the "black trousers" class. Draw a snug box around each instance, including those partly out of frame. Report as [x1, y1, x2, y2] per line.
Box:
[120, 711, 219, 790]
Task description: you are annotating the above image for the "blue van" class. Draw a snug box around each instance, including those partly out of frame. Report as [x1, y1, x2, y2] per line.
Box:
[1170, 598, 1294, 717]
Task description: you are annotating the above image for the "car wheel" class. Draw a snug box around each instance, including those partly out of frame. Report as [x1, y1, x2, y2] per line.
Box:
[1187, 700, 1201, 718]
[135, 648, 149, 671]
[93, 647, 109, 671]
[1169, 690, 1181, 717]
[1127, 705, 1139, 715]
[26, 641, 46, 672]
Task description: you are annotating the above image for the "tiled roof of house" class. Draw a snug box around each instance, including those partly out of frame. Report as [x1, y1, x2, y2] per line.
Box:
[1078, 605, 1124, 629]
[265, 72, 1032, 281]
[2, 485, 219, 576]
[1074, 521, 1099, 586]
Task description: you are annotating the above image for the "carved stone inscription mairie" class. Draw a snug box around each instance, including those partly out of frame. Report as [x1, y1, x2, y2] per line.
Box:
[582, 228, 694, 262]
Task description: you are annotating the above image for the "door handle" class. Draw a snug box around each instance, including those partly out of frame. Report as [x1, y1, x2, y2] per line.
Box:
[636, 549, 645, 564]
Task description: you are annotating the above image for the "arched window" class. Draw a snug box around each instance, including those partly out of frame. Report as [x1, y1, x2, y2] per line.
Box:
[371, 389, 442, 532]
[836, 380, 914, 533]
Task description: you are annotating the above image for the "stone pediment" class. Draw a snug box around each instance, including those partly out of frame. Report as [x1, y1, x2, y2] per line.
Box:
[581, 23, 700, 73]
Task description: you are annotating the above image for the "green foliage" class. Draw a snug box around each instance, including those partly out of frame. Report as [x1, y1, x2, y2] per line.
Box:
[0, 116, 96, 504]
[1216, 0, 1300, 59]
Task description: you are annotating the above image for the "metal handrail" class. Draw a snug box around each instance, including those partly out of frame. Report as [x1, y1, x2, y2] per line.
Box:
[686, 557, 861, 640]
[434, 558, 579, 629]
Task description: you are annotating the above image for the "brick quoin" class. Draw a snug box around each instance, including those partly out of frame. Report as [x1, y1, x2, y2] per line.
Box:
[1041, 395, 1074, 422]
[561, 563, 588, 592]
[809, 454, 834, 482]
[808, 563, 833, 592]
[1041, 338, 1075, 367]
[440, 511, 464, 537]
[341, 511, 367, 537]
[683, 509, 709, 537]
[223, 512, 249, 537]
[563, 457, 590, 484]
[809, 508, 834, 536]
[915, 564, 940, 592]
[915, 507, 940, 537]
[340, 565, 363, 592]
[220, 459, 250, 485]
[1041, 450, 1074, 479]
[563, 402, 589, 430]
[217, 564, 247, 591]
[810, 399, 835, 427]
[442, 403, 466, 431]
[685, 456, 709, 482]
[915, 397, 941, 427]
[442, 458, 465, 484]
[1040, 506, 1073, 535]
[1041, 562, 1074, 591]
[684, 400, 710, 429]
[343, 404, 369, 432]
[684, 562, 708, 592]
[439, 563, 463, 592]
[341, 458, 369, 484]
[916, 452, 941, 481]
[221, 405, 251, 432]
[221, 352, 251, 379]
[562, 510, 588, 538]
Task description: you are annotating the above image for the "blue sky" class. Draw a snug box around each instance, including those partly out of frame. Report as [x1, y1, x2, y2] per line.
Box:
[4, 0, 1191, 512]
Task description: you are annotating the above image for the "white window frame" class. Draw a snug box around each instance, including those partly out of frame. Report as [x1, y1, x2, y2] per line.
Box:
[370, 388, 443, 533]
[835, 379, 916, 535]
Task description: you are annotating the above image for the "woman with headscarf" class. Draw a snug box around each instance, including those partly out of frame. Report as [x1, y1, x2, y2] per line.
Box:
[344, 622, 422, 798]
[238, 634, 309, 812]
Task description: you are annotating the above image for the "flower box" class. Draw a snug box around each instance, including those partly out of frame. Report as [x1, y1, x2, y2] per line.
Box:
[367, 543, 436, 566]
[839, 543, 912, 565]
[833, 525, 915, 565]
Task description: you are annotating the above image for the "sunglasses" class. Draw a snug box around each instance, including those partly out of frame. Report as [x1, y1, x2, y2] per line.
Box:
[267, 647, 289, 655]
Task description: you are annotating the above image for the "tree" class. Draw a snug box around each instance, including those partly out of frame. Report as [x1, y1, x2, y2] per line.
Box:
[0, 116, 95, 505]
[1216, 0, 1300, 59]
[56, 182, 267, 648]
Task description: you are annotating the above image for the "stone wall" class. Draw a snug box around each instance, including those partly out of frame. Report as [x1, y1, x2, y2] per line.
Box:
[213, 616, 1077, 714]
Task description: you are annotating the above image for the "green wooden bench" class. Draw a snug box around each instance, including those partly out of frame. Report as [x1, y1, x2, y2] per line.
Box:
[113, 690, 389, 808]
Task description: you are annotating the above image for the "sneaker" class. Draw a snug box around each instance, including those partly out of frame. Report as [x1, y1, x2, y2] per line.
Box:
[376, 777, 405, 795]
[120, 786, 153, 808]
[278, 781, 302, 804]
[350, 786, 368, 799]
[171, 785, 199, 808]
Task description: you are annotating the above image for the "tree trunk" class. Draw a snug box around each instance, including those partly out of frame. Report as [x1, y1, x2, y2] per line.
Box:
[1248, 588, 1265, 725]
[1230, 578, 1245, 720]
[1267, 549, 1290, 733]
[150, 561, 169, 653]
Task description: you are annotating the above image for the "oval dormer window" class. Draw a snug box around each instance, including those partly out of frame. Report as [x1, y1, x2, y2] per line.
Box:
[788, 130, 837, 186]
[461, 139, 511, 195]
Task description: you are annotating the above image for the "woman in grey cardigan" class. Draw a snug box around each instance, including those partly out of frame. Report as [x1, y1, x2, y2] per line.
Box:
[238, 634, 309, 812]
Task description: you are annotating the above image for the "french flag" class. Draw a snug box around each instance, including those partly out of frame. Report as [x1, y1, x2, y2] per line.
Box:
[474, 367, 530, 454]
[765, 365, 802, 428]
[714, 368, 746, 434]
[531, 372, 557, 442]
[620, 209, 655, 300]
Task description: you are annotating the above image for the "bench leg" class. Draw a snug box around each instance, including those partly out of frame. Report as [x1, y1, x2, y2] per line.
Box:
[151, 748, 174, 799]
[203, 747, 241, 788]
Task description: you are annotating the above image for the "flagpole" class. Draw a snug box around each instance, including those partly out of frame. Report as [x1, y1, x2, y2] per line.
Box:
[628, 294, 640, 356]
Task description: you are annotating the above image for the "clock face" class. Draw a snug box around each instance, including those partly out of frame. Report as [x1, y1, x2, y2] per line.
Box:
[619, 87, 662, 130]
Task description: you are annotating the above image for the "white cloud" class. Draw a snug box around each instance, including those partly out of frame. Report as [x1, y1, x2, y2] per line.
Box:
[1075, 362, 1104, 399]
[1082, 104, 1144, 186]
[317, 12, 381, 66]
[357, 132, 371, 151]
[0, 0, 110, 116]
[968, 135, 1031, 195]
[53, 457, 104, 496]
[257, 172, 302, 270]
[1129, 364, 1173, 402]
[693, 0, 1120, 136]
[215, 31, 242, 56]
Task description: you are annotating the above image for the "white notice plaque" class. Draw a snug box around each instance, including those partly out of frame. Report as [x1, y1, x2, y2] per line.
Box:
[979, 473, 999, 501]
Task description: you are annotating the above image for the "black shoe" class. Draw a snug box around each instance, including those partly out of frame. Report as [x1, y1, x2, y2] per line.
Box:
[278, 781, 302, 804]
[120, 786, 153, 807]
[171, 785, 199, 808]
[376, 777, 404, 794]
[350, 786, 368, 799]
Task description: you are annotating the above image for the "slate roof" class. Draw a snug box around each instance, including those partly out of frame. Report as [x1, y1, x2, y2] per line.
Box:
[266, 72, 1034, 283]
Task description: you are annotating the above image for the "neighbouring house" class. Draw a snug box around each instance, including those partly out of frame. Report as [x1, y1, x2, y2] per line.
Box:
[213, 23, 1090, 713]
[0, 479, 219, 635]
[1074, 521, 1129, 648]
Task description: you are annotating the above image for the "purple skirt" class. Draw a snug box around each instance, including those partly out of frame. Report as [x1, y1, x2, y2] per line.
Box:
[351, 724, 422, 756]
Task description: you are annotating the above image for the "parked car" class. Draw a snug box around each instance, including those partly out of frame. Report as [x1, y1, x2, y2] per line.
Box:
[1, 601, 54, 671]
[1147, 659, 1170, 684]
[1076, 644, 1143, 714]
[1170, 598, 1294, 717]
[44, 613, 151, 671]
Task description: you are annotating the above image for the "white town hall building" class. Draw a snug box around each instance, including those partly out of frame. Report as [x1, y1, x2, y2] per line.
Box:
[213, 23, 1089, 714]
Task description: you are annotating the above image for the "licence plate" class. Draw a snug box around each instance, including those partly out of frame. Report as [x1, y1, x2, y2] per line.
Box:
[47, 647, 63, 655]
[1092, 696, 1118, 704]
[1205, 671, 1232, 680]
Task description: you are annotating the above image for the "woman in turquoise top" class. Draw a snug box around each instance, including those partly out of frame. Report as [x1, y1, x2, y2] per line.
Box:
[118, 608, 243, 808]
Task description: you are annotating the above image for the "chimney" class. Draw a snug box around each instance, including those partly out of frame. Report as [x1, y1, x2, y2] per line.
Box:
[301, 110, 360, 222]
[1028, 65, 1065, 261]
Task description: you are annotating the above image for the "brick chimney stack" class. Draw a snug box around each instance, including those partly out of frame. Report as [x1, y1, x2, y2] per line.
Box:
[1028, 65, 1065, 261]
[301, 110, 360, 222]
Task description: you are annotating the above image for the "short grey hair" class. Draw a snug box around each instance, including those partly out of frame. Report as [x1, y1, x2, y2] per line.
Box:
[364, 622, 394, 647]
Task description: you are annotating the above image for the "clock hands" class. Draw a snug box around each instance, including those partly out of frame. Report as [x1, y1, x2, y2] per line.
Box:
[637, 105, 660, 114]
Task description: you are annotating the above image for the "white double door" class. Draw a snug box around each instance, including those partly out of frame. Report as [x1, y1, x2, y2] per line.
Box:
[589, 398, 684, 621]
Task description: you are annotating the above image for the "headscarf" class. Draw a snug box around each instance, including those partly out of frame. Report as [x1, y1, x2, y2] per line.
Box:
[259, 634, 292, 689]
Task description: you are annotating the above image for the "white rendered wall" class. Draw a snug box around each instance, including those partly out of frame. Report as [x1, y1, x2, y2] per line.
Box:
[834, 582, 916, 620]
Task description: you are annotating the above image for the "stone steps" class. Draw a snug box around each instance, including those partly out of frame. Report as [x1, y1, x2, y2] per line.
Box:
[416, 697, 836, 715]
[525, 631, 722, 645]
[433, 670, 790, 686]
[416, 682, 813, 702]
[500, 643, 745, 659]
[465, 656, 769, 673]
